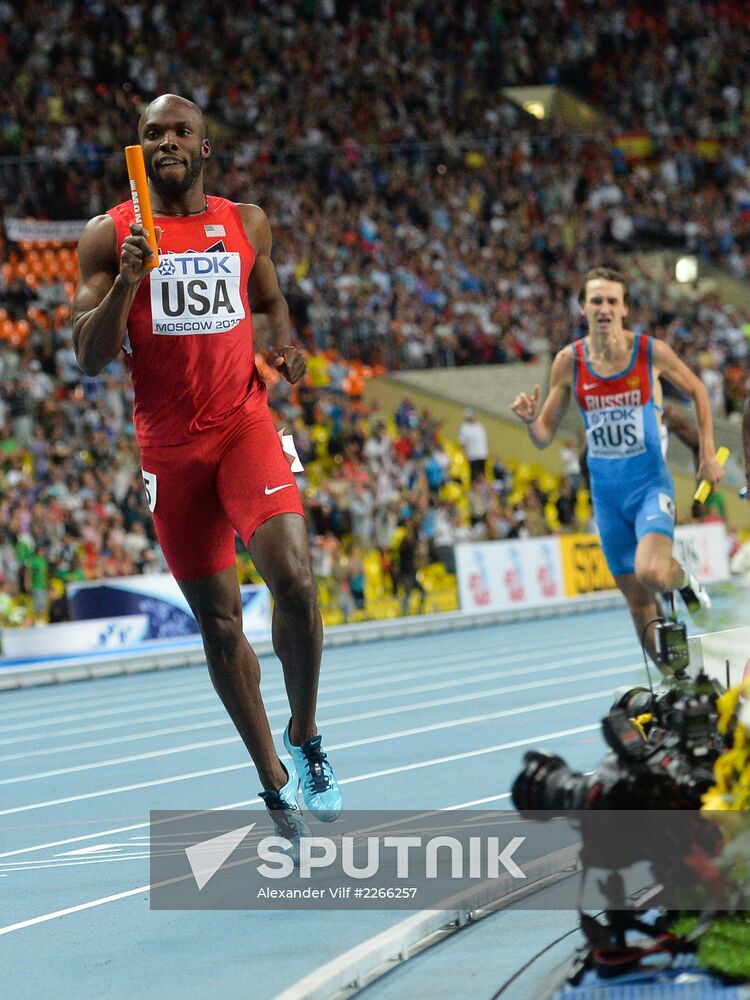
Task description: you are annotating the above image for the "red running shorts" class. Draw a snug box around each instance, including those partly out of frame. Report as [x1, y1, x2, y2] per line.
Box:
[139, 409, 304, 580]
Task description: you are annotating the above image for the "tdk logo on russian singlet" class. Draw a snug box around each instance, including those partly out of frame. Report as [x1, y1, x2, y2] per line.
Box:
[150, 250, 245, 335]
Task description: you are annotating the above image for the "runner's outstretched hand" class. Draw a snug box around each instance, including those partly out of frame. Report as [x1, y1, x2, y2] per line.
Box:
[266, 345, 307, 384]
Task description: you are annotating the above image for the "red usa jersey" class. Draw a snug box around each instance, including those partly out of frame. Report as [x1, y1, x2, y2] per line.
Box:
[108, 196, 259, 446]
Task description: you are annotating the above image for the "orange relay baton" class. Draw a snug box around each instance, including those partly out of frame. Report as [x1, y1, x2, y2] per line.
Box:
[124, 144, 159, 269]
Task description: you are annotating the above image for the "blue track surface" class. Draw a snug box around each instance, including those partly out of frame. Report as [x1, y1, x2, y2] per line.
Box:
[0, 607, 709, 999]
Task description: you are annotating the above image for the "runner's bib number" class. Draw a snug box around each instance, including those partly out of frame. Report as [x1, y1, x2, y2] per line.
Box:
[142, 470, 157, 512]
[150, 252, 245, 335]
[585, 406, 646, 460]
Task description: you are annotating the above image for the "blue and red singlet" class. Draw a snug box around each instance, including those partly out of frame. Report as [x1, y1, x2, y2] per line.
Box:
[571, 333, 675, 577]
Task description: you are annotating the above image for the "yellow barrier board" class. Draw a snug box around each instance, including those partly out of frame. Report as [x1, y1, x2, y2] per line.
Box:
[560, 533, 616, 596]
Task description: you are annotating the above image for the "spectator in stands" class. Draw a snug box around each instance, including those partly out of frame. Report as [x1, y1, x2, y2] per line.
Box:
[556, 477, 577, 531]
[394, 517, 426, 617]
[457, 408, 489, 483]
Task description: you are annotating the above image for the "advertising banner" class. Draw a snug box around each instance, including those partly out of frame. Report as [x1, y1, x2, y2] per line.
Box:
[67, 573, 271, 640]
[5, 217, 87, 242]
[673, 522, 730, 584]
[559, 533, 616, 596]
[458, 523, 729, 609]
[1, 614, 150, 660]
[455, 538, 565, 613]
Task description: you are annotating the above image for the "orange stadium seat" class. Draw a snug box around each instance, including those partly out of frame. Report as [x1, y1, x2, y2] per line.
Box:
[10, 320, 30, 346]
[29, 306, 50, 329]
[343, 366, 365, 397]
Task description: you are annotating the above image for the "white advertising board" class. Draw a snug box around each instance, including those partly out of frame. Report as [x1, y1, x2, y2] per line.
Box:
[456, 537, 565, 613]
[673, 522, 730, 584]
[457, 522, 729, 613]
[1, 615, 150, 660]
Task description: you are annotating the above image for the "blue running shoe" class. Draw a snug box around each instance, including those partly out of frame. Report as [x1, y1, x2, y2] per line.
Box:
[283, 721, 343, 822]
[259, 779, 310, 868]
[274, 762, 299, 810]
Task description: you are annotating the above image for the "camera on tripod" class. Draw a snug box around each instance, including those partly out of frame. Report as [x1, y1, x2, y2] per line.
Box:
[511, 648, 725, 815]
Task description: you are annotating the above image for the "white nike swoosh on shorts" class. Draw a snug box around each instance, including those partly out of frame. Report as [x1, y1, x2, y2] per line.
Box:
[265, 484, 293, 495]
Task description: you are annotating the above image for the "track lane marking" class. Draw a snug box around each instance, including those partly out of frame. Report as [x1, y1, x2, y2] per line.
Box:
[0, 631, 634, 730]
[0, 640, 639, 749]
[0, 684, 616, 817]
[1, 659, 636, 784]
[0, 720, 599, 934]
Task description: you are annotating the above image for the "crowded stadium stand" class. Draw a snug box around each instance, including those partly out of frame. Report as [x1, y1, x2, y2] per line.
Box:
[3, 0, 750, 632]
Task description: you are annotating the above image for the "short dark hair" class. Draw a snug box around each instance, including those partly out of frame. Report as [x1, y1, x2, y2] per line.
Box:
[578, 267, 630, 307]
[137, 94, 206, 140]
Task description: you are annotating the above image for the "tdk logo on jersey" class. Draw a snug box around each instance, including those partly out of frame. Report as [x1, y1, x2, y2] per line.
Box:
[159, 254, 234, 276]
[158, 257, 176, 276]
[150, 250, 245, 335]
[585, 398, 647, 459]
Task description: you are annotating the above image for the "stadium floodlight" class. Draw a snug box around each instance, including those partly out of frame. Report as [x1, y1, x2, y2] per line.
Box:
[675, 256, 698, 283]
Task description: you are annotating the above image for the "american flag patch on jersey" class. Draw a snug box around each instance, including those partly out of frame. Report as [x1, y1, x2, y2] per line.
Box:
[204, 224, 226, 237]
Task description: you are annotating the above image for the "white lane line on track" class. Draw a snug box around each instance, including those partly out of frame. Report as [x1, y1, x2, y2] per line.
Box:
[0, 713, 603, 857]
[0, 783, 587, 873]
[0, 885, 153, 935]
[0, 690, 220, 735]
[0, 717, 232, 764]
[1, 659, 636, 784]
[0, 703, 225, 749]
[0, 629, 532, 716]
[452, 792, 512, 807]
[0, 720, 599, 933]
[0, 676, 211, 720]
[0, 637, 640, 750]
[0, 642, 638, 763]
[0, 621, 633, 720]
[1, 854, 149, 872]
[0, 646, 494, 732]
[0, 630, 635, 730]
[0, 685, 614, 816]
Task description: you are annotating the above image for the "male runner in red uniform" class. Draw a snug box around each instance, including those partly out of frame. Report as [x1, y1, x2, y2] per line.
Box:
[72, 94, 342, 841]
